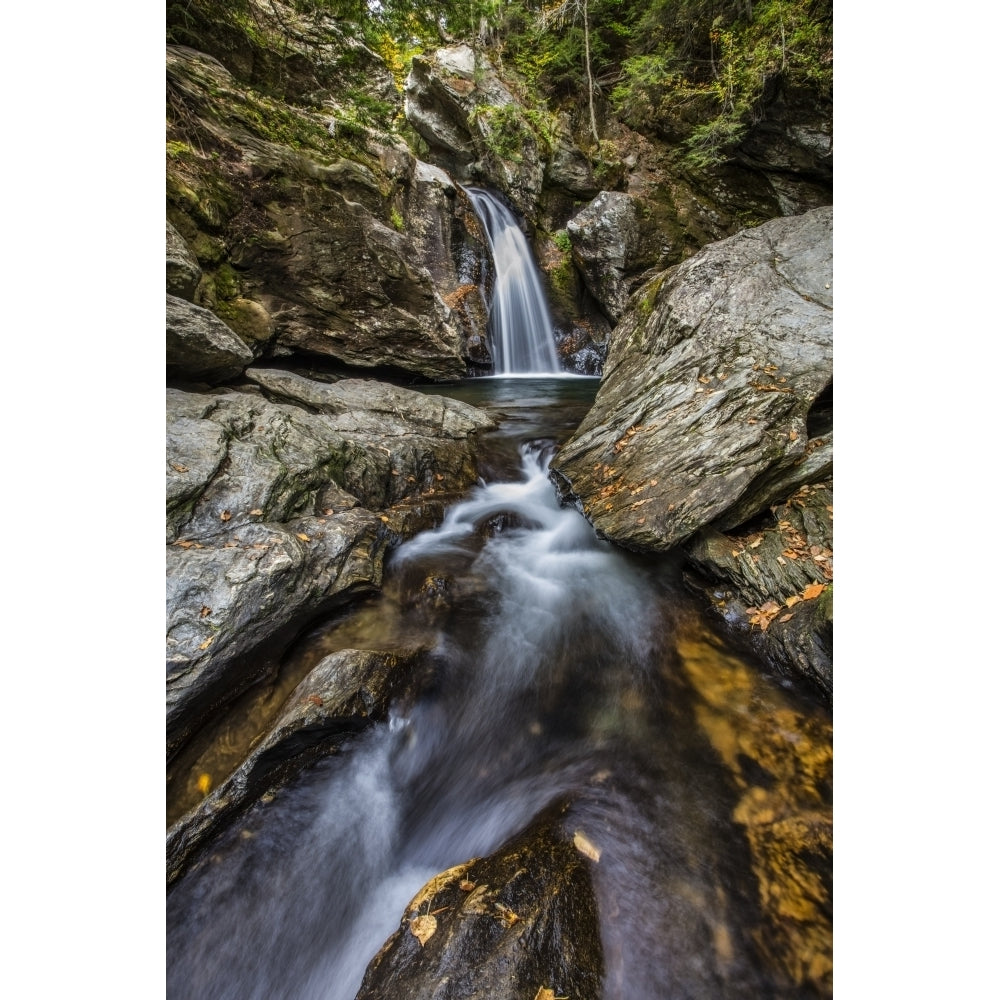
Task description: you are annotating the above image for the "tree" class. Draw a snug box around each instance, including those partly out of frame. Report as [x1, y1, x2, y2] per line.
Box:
[540, 0, 600, 145]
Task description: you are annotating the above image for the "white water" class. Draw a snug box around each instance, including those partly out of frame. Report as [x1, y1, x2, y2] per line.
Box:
[465, 187, 562, 375]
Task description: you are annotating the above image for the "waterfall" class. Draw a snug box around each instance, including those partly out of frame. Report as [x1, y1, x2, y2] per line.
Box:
[465, 187, 562, 376]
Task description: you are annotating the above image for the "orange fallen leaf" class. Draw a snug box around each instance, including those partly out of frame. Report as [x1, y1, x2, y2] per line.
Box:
[296, 533, 310, 542]
[200, 606, 211, 618]
[198, 636, 215, 651]
[802, 583, 826, 600]
[306, 694, 323, 707]
[785, 595, 802, 608]
[534, 990, 556, 1000]
[196, 773, 212, 795]
[459, 879, 476, 892]
[409, 914, 437, 947]
[171, 463, 189, 473]
[789, 430, 798, 441]
[778, 613, 793, 623]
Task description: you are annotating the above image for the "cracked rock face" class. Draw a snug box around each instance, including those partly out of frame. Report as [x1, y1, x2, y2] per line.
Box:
[165, 375, 495, 759]
[550, 207, 832, 553]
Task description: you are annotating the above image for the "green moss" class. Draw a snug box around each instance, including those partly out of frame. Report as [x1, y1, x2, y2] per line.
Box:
[214, 263, 240, 301]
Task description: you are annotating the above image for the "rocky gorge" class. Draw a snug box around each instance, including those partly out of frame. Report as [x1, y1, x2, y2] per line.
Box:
[166, 2, 833, 998]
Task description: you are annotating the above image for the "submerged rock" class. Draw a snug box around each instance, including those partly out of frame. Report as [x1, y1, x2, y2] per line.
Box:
[167, 647, 431, 887]
[355, 802, 603, 1000]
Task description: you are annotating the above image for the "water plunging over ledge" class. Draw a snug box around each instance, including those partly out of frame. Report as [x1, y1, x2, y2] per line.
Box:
[464, 187, 562, 376]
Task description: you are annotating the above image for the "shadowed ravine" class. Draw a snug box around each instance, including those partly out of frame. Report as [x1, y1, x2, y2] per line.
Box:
[166, 379, 832, 1000]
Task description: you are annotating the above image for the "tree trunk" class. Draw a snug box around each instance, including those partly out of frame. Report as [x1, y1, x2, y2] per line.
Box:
[583, 0, 599, 145]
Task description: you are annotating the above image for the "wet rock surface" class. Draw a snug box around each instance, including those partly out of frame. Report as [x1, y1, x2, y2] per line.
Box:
[167, 647, 432, 887]
[166, 376, 495, 760]
[355, 803, 603, 1000]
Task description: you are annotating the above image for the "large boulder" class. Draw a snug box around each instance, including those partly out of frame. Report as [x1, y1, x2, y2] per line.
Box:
[550, 207, 832, 552]
[166, 221, 202, 300]
[167, 646, 431, 887]
[166, 293, 254, 384]
[355, 802, 603, 1000]
[566, 191, 641, 324]
[166, 376, 494, 759]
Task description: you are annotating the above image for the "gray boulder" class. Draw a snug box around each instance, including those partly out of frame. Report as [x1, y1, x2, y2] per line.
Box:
[166, 294, 254, 384]
[566, 191, 641, 323]
[551, 207, 832, 553]
[166, 221, 202, 300]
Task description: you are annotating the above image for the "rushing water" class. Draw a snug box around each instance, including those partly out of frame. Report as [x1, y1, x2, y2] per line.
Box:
[464, 188, 562, 375]
[167, 379, 832, 1000]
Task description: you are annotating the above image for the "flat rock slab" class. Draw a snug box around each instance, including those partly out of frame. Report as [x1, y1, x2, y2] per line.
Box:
[551, 207, 832, 553]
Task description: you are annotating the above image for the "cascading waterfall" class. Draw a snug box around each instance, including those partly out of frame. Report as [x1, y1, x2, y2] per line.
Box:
[464, 187, 562, 375]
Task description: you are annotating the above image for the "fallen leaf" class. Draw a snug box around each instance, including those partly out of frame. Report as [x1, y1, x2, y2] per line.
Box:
[789, 430, 798, 441]
[573, 830, 601, 862]
[785, 595, 802, 608]
[379, 515, 390, 523]
[249, 509, 263, 516]
[306, 694, 323, 707]
[200, 606, 211, 618]
[409, 914, 437, 947]
[495, 903, 520, 926]
[220, 510, 232, 522]
[731, 549, 740, 558]
[778, 613, 793, 623]
[296, 533, 310, 542]
[435, 474, 444, 481]
[803, 583, 826, 600]
[171, 463, 189, 473]
[174, 539, 195, 549]
[323, 508, 334, 516]
[760, 600, 781, 614]
[196, 773, 212, 795]
[782, 549, 800, 559]
[459, 880, 476, 892]
[776, 556, 786, 565]
[534, 990, 556, 1000]
[749, 536, 763, 548]
[697, 375, 711, 384]
[198, 636, 215, 651]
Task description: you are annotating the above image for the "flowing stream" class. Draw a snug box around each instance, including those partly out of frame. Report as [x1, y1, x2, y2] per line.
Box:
[166, 199, 832, 999]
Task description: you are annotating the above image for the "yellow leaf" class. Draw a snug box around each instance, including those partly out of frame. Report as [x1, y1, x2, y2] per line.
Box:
[198, 636, 215, 651]
[785, 595, 802, 608]
[196, 773, 212, 795]
[249, 509, 263, 516]
[573, 830, 601, 862]
[296, 533, 310, 542]
[534, 990, 556, 1000]
[802, 583, 826, 600]
[409, 914, 437, 947]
